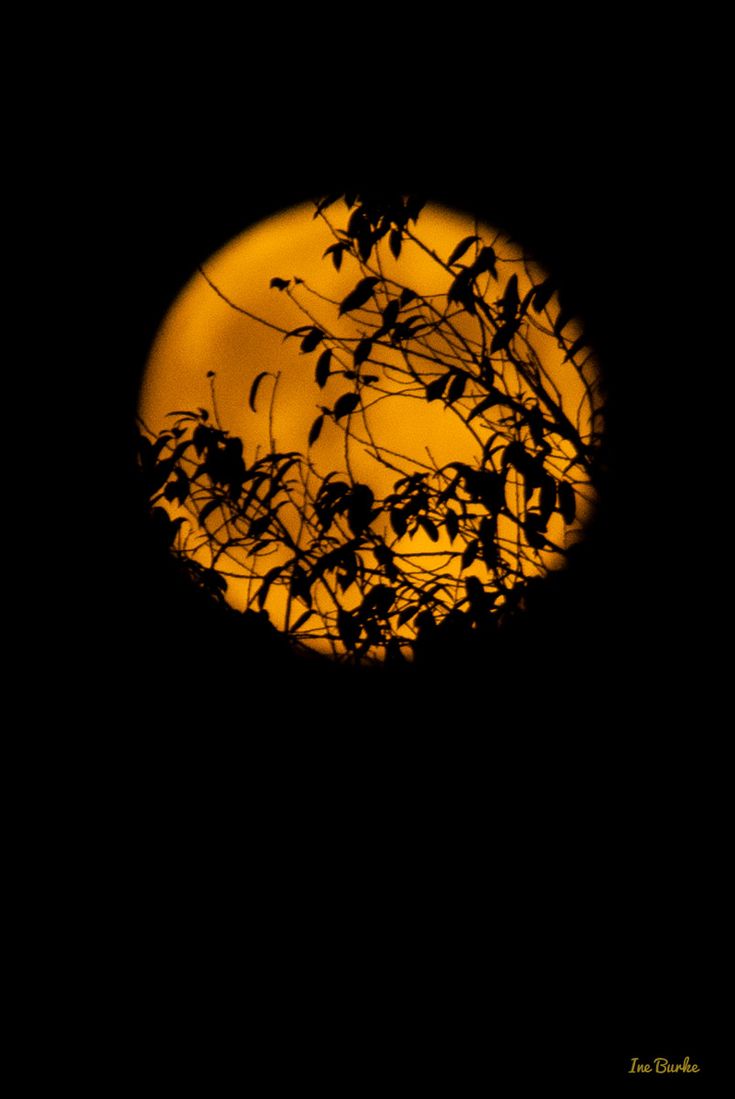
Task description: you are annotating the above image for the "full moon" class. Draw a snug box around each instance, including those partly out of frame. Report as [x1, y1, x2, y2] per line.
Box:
[139, 197, 602, 660]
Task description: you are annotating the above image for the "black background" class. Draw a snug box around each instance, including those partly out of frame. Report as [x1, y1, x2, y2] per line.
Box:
[64, 32, 726, 1093]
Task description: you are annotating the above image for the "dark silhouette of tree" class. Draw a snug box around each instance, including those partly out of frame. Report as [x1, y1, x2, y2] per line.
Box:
[137, 193, 604, 664]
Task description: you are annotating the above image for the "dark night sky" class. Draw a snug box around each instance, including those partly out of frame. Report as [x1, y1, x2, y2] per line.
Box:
[71, 55, 726, 1088]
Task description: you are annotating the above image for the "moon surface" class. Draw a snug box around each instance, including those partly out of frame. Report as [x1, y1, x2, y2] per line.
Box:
[139, 200, 601, 658]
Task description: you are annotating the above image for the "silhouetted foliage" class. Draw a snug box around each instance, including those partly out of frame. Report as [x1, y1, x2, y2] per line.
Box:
[137, 193, 604, 664]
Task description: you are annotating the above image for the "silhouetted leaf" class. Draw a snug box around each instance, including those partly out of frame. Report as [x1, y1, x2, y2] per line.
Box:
[418, 516, 439, 542]
[490, 323, 517, 353]
[448, 269, 476, 313]
[249, 371, 270, 412]
[314, 193, 342, 217]
[283, 325, 316, 341]
[532, 278, 556, 313]
[520, 286, 536, 316]
[198, 497, 222, 526]
[447, 372, 468, 404]
[390, 507, 407, 537]
[258, 565, 284, 610]
[290, 565, 313, 607]
[500, 274, 520, 320]
[347, 483, 375, 535]
[390, 229, 402, 259]
[445, 508, 459, 542]
[461, 541, 479, 570]
[192, 424, 209, 456]
[315, 348, 332, 388]
[334, 392, 361, 420]
[300, 327, 324, 353]
[348, 206, 367, 235]
[278, 451, 301, 473]
[558, 480, 576, 524]
[358, 232, 373, 263]
[354, 338, 373, 367]
[470, 246, 498, 280]
[400, 288, 417, 307]
[308, 414, 324, 447]
[447, 235, 480, 266]
[270, 277, 290, 290]
[468, 392, 500, 422]
[425, 373, 451, 402]
[382, 299, 400, 331]
[315, 477, 351, 530]
[338, 277, 380, 316]
[323, 242, 344, 271]
[447, 270, 468, 301]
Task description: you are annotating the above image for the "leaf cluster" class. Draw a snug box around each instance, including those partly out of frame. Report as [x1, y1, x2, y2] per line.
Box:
[140, 192, 602, 662]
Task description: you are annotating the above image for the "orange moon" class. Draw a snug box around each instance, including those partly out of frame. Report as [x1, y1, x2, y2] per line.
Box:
[139, 200, 602, 658]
